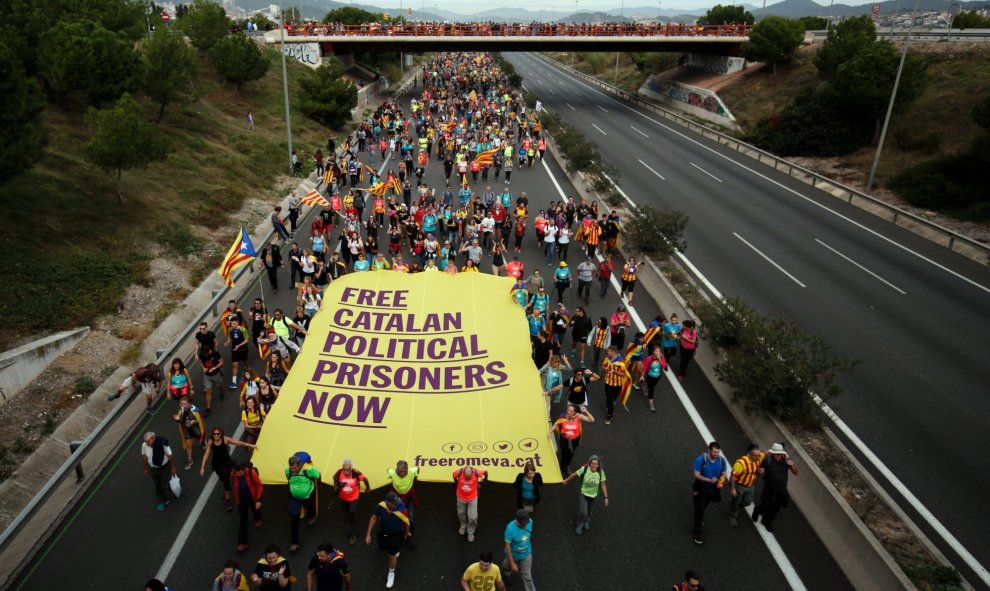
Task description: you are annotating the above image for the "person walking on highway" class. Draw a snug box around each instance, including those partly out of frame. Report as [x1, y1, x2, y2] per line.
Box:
[286, 454, 321, 553]
[677, 320, 699, 381]
[140, 431, 176, 512]
[600, 346, 630, 425]
[562, 455, 608, 535]
[454, 466, 486, 542]
[365, 491, 410, 589]
[386, 460, 420, 548]
[661, 314, 682, 364]
[553, 262, 571, 303]
[692, 441, 729, 545]
[502, 509, 536, 591]
[512, 461, 545, 514]
[553, 404, 595, 476]
[200, 427, 255, 512]
[231, 461, 264, 552]
[211, 559, 249, 591]
[729, 444, 766, 528]
[462, 551, 506, 591]
[568, 306, 593, 363]
[673, 570, 706, 591]
[619, 257, 640, 306]
[587, 317, 611, 369]
[333, 460, 370, 545]
[595, 252, 613, 298]
[251, 543, 291, 590]
[575, 256, 597, 305]
[173, 396, 205, 470]
[641, 344, 668, 413]
[752, 443, 799, 533]
[307, 542, 352, 591]
[109, 362, 162, 415]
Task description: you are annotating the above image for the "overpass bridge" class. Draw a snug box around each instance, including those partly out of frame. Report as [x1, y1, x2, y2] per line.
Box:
[265, 22, 750, 67]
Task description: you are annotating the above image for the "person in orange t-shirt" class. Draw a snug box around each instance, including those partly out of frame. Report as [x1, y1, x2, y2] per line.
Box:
[333, 459, 370, 545]
[453, 467, 486, 542]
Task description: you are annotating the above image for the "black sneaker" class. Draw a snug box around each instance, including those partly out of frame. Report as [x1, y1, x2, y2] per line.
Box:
[204, 408, 212, 418]
[107, 392, 121, 401]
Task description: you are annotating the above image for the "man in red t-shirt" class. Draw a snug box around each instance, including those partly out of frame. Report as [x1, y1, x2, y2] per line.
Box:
[453, 467, 486, 542]
[334, 459, 370, 545]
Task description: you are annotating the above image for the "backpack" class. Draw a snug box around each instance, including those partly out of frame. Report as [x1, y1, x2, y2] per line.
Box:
[576, 465, 603, 497]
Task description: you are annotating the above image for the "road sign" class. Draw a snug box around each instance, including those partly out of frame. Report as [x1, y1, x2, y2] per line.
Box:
[161, 12, 170, 22]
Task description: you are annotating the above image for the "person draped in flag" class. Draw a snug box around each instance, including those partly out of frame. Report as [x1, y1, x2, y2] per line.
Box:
[173, 396, 205, 470]
[601, 346, 631, 425]
[624, 331, 648, 390]
[365, 491, 410, 590]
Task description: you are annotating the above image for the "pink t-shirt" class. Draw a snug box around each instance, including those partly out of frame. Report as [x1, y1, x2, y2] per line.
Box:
[680, 328, 698, 350]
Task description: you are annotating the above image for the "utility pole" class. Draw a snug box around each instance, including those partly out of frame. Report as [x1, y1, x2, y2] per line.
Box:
[866, 0, 920, 192]
[278, 0, 294, 177]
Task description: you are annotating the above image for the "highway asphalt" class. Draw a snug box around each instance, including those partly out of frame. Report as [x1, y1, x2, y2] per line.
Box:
[11, 86, 850, 590]
[506, 51, 990, 587]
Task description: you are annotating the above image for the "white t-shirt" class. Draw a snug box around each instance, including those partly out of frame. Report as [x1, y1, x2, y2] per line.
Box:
[544, 225, 558, 243]
[141, 441, 173, 468]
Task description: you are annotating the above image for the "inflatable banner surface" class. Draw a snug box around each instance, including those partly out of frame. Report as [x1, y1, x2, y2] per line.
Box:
[252, 272, 562, 486]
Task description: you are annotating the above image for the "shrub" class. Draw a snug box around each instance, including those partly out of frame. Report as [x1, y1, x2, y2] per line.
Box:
[73, 376, 99, 396]
[695, 295, 755, 352]
[624, 205, 688, 260]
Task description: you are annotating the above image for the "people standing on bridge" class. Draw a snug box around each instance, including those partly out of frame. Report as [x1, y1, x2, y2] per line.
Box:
[692, 441, 729, 545]
[454, 466, 486, 542]
[728, 444, 765, 528]
[250, 543, 291, 590]
[286, 454, 321, 554]
[553, 404, 595, 475]
[461, 551, 506, 591]
[307, 542, 352, 591]
[201, 427, 255, 512]
[231, 461, 264, 552]
[333, 460, 371, 545]
[365, 491, 410, 589]
[173, 396, 205, 470]
[386, 460, 420, 548]
[140, 431, 176, 512]
[562, 454, 608, 535]
[502, 509, 536, 591]
[752, 443, 799, 533]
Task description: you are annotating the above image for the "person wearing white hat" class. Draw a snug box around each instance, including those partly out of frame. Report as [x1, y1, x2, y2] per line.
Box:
[752, 443, 799, 533]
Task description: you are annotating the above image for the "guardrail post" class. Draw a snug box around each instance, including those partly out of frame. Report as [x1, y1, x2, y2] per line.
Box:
[68, 442, 84, 483]
[948, 236, 955, 250]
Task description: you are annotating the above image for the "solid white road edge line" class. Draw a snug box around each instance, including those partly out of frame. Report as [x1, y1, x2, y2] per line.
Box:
[526, 52, 990, 298]
[815, 239, 906, 295]
[541, 156, 808, 591]
[638, 159, 666, 181]
[733, 232, 807, 288]
[690, 162, 723, 183]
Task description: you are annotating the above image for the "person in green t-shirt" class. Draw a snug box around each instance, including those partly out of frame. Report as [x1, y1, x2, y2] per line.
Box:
[284, 454, 321, 553]
[561, 454, 609, 535]
[386, 460, 420, 548]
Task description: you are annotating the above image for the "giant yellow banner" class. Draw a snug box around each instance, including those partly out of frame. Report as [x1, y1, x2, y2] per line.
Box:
[252, 272, 562, 486]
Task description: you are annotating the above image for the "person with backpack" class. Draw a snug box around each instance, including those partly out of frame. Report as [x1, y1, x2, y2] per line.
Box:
[454, 467, 486, 542]
[109, 362, 162, 415]
[561, 454, 608, 535]
[285, 453, 321, 553]
[333, 460, 371, 545]
[692, 441, 729, 545]
[501, 509, 536, 591]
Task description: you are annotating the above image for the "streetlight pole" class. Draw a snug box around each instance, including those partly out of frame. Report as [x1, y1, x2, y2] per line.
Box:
[946, 2, 960, 42]
[278, 0, 294, 177]
[866, 0, 920, 192]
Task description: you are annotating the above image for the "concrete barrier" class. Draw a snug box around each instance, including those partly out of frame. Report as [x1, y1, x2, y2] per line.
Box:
[0, 328, 90, 407]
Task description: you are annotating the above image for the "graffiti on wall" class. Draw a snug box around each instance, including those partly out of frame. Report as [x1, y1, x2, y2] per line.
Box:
[652, 78, 728, 117]
[683, 54, 745, 75]
[282, 42, 321, 67]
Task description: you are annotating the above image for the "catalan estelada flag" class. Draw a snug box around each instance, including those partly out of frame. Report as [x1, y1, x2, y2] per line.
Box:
[218, 226, 257, 288]
[301, 190, 330, 207]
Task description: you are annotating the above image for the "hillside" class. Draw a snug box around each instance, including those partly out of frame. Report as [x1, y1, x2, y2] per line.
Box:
[0, 49, 337, 350]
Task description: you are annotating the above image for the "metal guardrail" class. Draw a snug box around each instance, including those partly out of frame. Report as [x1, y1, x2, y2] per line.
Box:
[0, 72, 421, 559]
[531, 53, 990, 263]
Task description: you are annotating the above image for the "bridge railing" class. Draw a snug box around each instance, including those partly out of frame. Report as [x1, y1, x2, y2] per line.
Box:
[534, 54, 990, 264]
[282, 22, 750, 38]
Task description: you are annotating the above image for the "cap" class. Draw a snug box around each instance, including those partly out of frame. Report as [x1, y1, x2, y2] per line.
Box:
[559, 261, 567, 267]
[385, 491, 402, 504]
[586, 255, 593, 260]
[515, 509, 531, 524]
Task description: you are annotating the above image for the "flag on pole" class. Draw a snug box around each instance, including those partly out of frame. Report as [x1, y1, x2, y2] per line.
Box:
[474, 148, 498, 166]
[367, 182, 389, 196]
[468, 90, 477, 102]
[301, 190, 330, 207]
[218, 227, 257, 288]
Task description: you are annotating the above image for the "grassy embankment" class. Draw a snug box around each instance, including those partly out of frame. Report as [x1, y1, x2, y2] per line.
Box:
[0, 50, 335, 349]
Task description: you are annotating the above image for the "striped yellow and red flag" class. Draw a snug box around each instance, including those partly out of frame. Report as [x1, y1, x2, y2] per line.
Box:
[258, 339, 270, 360]
[301, 190, 330, 207]
[610, 356, 634, 408]
[367, 182, 389, 196]
[473, 147, 498, 166]
[322, 168, 335, 186]
[217, 226, 256, 288]
[468, 89, 477, 102]
[388, 176, 402, 194]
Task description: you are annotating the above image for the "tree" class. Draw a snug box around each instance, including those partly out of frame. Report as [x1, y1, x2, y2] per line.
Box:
[832, 41, 927, 138]
[813, 15, 876, 79]
[0, 0, 65, 75]
[699, 4, 754, 25]
[741, 16, 805, 74]
[624, 205, 689, 259]
[84, 93, 170, 201]
[250, 12, 274, 30]
[797, 16, 829, 30]
[0, 40, 47, 184]
[322, 7, 384, 25]
[282, 6, 301, 24]
[299, 58, 358, 129]
[179, 0, 230, 51]
[952, 10, 990, 29]
[208, 34, 269, 91]
[39, 19, 145, 104]
[141, 26, 198, 121]
[62, 0, 148, 40]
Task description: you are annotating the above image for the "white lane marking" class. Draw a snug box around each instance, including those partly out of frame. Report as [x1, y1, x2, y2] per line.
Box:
[556, 53, 990, 577]
[157, 423, 246, 581]
[690, 162, 722, 183]
[566, 103, 575, 111]
[815, 239, 907, 295]
[540, 156, 807, 591]
[596, 104, 609, 113]
[592, 124, 607, 136]
[734, 232, 807, 288]
[549, 88, 557, 95]
[528, 52, 990, 298]
[638, 159, 666, 181]
[630, 125, 649, 138]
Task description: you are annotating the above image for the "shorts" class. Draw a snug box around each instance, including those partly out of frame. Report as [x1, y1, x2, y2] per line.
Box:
[378, 533, 402, 557]
[123, 377, 156, 398]
[621, 280, 636, 293]
[231, 348, 249, 362]
[203, 372, 224, 390]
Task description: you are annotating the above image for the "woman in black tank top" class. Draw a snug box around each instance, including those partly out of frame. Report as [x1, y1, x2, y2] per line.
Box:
[199, 427, 255, 511]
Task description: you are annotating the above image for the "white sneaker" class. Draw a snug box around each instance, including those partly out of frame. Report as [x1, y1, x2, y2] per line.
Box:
[468, 533, 475, 542]
[386, 570, 396, 588]
[458, 525, 466, 535]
